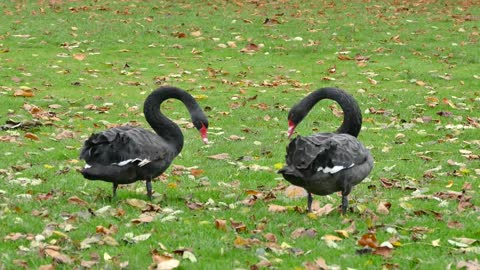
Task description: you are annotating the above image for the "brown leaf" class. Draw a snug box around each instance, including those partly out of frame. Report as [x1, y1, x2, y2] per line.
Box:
[131, 215, 154, 225]
[304, 257, 329, 270]
[214, 219, 227, 231]
[373, 246, 393, 258]
[14, 89, 35, 97]
[230, 219, 247, 233]
[55, 130, 75, 140]
[151, 253, 180, 270]
[24, 132, 40, 141]
[190, 30, 202, 37]
[4, 232, 26, 241]
[426, 96, 439, 107]
[207, 153, 230, 160]
[263, 17, 280, 25]
[228, 135, 245, 141]
[68, 196, 88, 206]
[81, 260, 98, 268]
[44, 247, 73, 264]
[264, 233, 277, 243]
[376, 202, 391, 215]
[284, 185, 308, 198]
[313, 203, 335, 216]
[268, 204, 287, 213]
[38, 264, 55, 270]
[13, 260, 28, 268]
[456, 259, 480, 270]
[125, 198, 147, 208]
[291, 228, 317, 239]
[96, 224, 118, 235]
[367, 77, 377, 85]
[240, 43, 260, 53]
[73, 53, 86, 61]
[186, 201, 204, 210]
[173, 32, 186, 38]
[442, 98, 456, 108]
[337, 54, 352, 61]
[358, 233, 378, 248]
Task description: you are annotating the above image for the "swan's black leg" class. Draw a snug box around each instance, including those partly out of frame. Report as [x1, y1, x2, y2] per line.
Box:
[307, 192, 313, 212]
[146, 180, 152, 200]
[341, 193, 348, 214]
[112, 183, 118, 198]
[341, 180, 352, 214]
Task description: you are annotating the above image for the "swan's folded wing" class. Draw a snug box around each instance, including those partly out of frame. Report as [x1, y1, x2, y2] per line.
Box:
[286, 133, 369, 174]
[80, 127, 172, 165]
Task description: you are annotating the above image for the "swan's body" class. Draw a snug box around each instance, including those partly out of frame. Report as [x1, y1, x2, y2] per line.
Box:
[278, 87, 373, 213]
[80, 86, 208, 199]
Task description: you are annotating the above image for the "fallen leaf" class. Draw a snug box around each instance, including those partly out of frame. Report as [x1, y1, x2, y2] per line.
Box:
[322, 234, 342, 241]
[313, 203, 335, 216]
[291, 228, 317, 239]
[284, 185, 308, 198]
[152, 254, 180, 270]
[373, 246, 393, 258]
[68, 196, 88, 206]
[131, 215, 154, 225]
[14, 89, 35, 97]
[73, 53, 86, 60]
[24, 132, 40, 141]
[125, 198, 147, 208]
[358, 233, 378, 248]
[190, 31, 202, 37]
[214, 219, 227, 231]
[207, 153, 230, 160]
[44, 247, 73, 264]
[456, 259, 480, 270]
[268, 204, 287, 212]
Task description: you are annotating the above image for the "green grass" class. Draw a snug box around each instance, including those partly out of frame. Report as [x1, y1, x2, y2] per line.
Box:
[1, 0, 479, 269]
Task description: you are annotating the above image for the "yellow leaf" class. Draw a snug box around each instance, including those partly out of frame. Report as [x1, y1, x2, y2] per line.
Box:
[322, 234, 343, 242]
[274, 163, 284, 170]
[193, 94, 208, 100]
[334, 230, 349, 238]
[445, 180, 454, 188]
[44, 164, 54, 169]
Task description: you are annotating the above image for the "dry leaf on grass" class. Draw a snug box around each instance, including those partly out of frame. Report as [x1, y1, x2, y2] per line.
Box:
[207, 153, 230, 160]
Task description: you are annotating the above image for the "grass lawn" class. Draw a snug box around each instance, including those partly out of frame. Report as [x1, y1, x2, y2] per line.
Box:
[0, 0, 479, 269]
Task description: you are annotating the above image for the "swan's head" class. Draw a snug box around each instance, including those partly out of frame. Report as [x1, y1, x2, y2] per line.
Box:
[193, 120, 209, 144]
[287, 106, 307, 138]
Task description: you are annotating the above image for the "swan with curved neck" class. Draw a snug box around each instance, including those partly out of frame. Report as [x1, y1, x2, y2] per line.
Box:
[278, 87, 373, 214]
[80, 86, 209, 199]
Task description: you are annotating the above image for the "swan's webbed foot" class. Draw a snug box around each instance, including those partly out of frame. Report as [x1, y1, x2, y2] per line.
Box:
[146, 180, 153, 200]
[307, 192, 313, 213]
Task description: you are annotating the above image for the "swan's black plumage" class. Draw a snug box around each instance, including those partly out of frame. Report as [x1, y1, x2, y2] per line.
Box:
[79, 86, 209, 199]
[278, 87, 373, 213]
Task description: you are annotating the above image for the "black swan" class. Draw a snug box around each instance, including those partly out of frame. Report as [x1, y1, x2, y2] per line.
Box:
[278, 87, 374, 214]
[79, 86, 209, 199]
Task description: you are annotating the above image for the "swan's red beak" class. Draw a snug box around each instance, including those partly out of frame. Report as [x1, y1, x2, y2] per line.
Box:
[287, 119, 296, 139]
[200, 124, 208, 144]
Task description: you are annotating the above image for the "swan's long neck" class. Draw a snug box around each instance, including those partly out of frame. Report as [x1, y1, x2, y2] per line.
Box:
[299, 87, 362, 137]
[143, 87, 202, 154]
